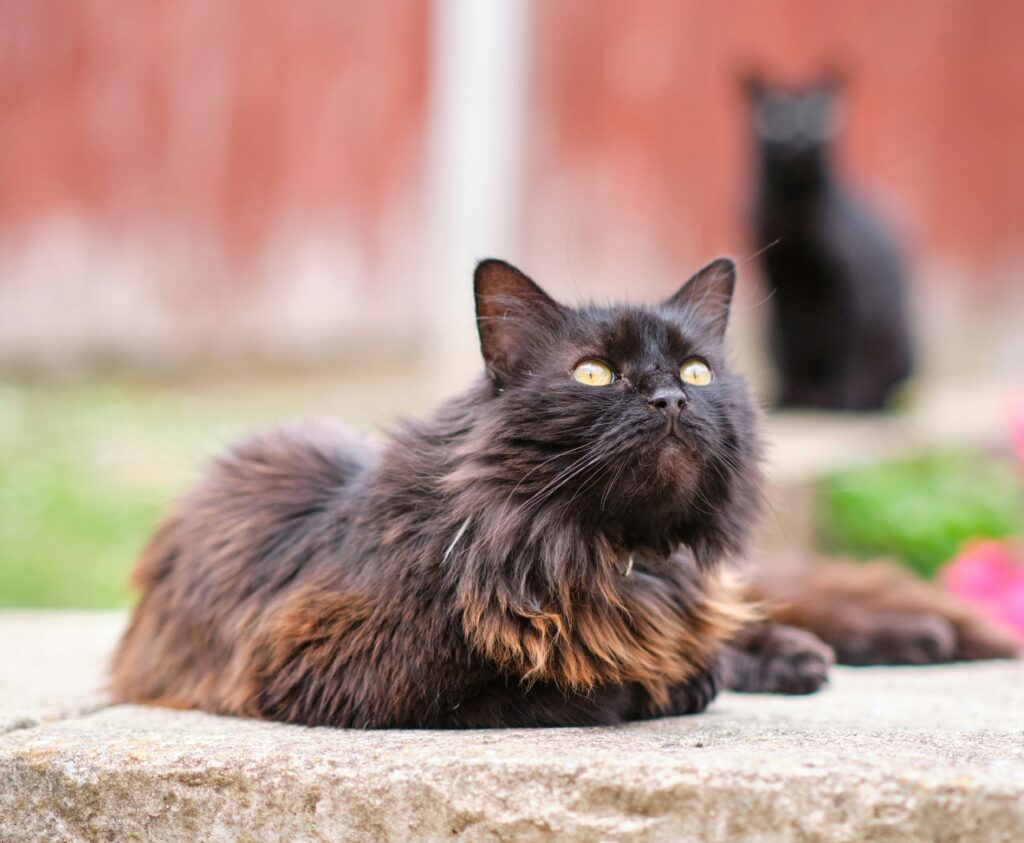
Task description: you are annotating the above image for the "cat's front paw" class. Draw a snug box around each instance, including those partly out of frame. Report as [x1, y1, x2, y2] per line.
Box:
[724, 624, 834, 695]
[668, 667, 720, 715]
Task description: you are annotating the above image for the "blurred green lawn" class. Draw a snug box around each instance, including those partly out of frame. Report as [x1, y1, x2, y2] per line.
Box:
[0, 371, 436, 608]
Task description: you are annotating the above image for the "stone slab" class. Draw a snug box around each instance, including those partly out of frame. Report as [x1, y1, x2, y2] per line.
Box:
[1, 610, 1022, 842]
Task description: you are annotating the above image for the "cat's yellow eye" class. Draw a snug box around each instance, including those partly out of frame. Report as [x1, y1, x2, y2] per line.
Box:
[572, 359, 614, 386]
[680, 359, 713, 386]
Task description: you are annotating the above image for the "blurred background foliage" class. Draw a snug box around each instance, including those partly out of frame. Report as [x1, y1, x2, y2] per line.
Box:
[1, 379, 234, 607]
[821, 450, 1024, 580]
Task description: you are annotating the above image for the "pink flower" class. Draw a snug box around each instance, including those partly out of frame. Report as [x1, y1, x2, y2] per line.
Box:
[941, 540, 1024, 640]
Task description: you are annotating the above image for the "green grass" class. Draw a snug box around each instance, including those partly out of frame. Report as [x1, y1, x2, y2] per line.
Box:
[1, 381, 229, 607]
[0, 371, 433, 608]
[820, 450, 1024, 580]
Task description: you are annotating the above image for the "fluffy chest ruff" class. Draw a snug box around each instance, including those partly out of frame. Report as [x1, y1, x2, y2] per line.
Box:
[454, 535, 751, 711]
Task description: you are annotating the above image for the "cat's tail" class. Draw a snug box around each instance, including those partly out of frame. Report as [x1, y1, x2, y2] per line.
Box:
[745, 556, 1020, 665]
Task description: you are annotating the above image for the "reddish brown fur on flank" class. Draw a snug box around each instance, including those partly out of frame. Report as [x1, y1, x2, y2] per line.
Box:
[459, 560, 751, 709]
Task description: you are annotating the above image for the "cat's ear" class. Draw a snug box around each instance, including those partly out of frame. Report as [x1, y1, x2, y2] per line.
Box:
[474, 259, 563, 382]
[664, 257, 736, 340]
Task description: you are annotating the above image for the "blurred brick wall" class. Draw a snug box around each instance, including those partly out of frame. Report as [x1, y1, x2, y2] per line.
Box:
[527, 0, 1024, 295]
[1, 0, 1021, 371]
[0, 0, 429, 371]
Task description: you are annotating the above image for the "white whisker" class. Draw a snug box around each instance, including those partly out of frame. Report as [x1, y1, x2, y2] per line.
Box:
[442, 516, 472, 564]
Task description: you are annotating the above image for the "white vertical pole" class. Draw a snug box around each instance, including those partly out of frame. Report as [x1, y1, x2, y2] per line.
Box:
[423, 0, 532, 388]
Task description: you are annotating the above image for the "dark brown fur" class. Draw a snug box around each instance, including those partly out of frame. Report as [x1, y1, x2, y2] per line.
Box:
[112, 418, 757, 727]
[110, 258, 1016, 728]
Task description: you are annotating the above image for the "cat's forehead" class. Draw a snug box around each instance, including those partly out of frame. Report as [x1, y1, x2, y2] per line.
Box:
[572, 306, 695, 359]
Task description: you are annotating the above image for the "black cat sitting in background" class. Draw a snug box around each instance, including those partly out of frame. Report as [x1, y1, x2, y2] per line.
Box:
[745, 74, 913, 410]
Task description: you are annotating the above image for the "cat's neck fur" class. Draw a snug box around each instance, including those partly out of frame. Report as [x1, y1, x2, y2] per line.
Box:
[758, 152, 835, 205]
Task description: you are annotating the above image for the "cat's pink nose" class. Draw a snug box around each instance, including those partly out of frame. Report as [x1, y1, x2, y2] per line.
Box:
[647, 387, 686, 415]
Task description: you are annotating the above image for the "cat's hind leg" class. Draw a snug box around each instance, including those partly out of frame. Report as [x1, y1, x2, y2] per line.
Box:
[749, 559, 1020, 666]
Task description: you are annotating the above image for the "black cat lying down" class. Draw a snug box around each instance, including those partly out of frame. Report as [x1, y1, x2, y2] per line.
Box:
[111, 258, 1017, 727]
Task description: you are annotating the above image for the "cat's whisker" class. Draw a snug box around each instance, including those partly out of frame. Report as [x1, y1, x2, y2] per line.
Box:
[524, 448, 608, 510]
[739, 238, 781, 266]
[442, 516, 473, 565]
[486, 439, 614, 544]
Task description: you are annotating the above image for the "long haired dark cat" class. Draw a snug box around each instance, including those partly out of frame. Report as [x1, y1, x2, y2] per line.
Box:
[111, 258, 1015, 728]
[111, 258, 825, 727]
[745, 74, 913, 410]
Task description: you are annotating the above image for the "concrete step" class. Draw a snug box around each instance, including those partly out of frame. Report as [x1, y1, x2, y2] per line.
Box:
[1, 610, 1022, 842]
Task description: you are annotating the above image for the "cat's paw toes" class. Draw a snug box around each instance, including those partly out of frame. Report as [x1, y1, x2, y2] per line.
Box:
[835, 613, 956, 666]
[723, 625, 834, 695]
[670, 668, 720, 715]
[758, 626, 834, 694]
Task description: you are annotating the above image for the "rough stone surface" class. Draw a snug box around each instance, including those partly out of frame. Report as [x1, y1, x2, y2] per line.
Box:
[1, 612, 1023, 842]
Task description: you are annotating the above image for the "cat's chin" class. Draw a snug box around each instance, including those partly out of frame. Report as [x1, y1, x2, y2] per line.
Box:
[648, 434, 701, 485]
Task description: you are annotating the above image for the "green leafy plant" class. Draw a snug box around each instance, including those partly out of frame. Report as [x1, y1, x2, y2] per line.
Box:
[819, 450, 1024, 579]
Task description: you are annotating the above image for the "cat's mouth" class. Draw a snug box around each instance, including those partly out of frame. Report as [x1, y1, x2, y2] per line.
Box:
[648, 415, 707, 464]
[645, 425, 702, 489]
[654, 424, 697, 455]
[655, 417, 689, 443]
